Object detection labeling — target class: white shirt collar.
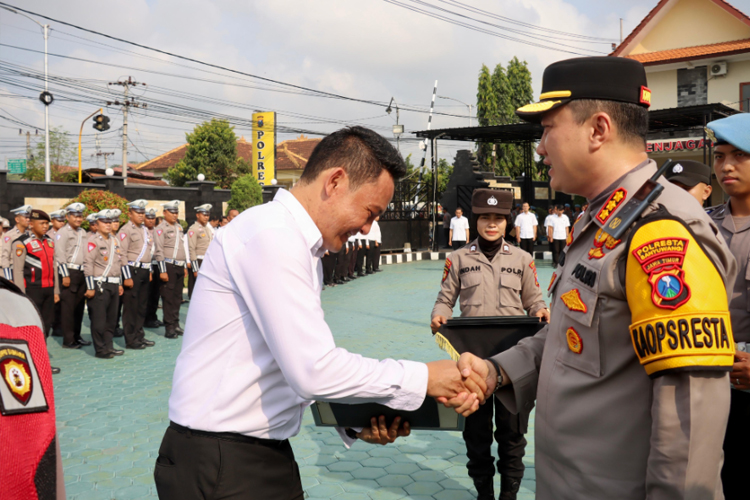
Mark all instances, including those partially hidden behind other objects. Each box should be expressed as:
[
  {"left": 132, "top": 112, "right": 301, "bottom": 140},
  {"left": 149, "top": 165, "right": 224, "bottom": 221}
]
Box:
[{"left": 274, "top": 189, "right": 325, "bottom": 258}]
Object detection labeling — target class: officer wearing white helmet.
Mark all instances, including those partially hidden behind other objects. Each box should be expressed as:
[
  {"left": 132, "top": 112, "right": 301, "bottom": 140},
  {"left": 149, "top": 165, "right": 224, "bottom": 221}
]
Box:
[
  {"left": 2, "top": 204, "right": 32, "bottom": 280},
  {"left": 56, "top": 203, "right": 91, "bottom": 349},
  {"left": 144, "top": 208, "right": 163, "bottom": 329},
  {"left": 154, "top": 200, "right": 186, "bottom": 338},
  {"left": 187, "top": 204, "right": 213, "bottom": 299}
]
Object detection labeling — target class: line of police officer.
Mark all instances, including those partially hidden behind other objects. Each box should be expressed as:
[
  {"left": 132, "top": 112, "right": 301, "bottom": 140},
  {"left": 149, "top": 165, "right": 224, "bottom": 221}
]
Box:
[{"left": 1, "top": 199, "right": 215, "bottom": 361}]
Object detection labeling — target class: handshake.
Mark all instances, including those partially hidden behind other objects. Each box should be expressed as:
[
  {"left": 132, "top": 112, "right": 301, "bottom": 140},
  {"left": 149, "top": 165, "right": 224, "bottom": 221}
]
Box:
[{"left": 426, "top": 353, "right": 500, "bottom": 416}]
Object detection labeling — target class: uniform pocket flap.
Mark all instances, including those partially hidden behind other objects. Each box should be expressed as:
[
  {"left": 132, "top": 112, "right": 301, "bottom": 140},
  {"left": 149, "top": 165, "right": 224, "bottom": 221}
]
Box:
[
  {"left": 500, "top": 272, "right": 522, "bottom": 291},
  {"left": 460, "top": 272, "right": 482, "bottom": 289}
]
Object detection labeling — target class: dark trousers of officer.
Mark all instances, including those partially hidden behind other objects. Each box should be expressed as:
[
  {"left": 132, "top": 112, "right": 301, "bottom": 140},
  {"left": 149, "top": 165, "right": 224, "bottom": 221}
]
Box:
[
  {"left": 519, "top": 238, "right": 535, "bottom": 256},
  {"left": 334, "top": 247, "right": 349, "bottom": 281},
  {"left": 145, "top": 264, "right": 161, "bottom": 324},
  {"left": 89, "top": 282, "right": 119, "bottom": 355},
  {"left": 356, "top": 240, "right": 368, "bottom": 275},
  {"left": 372, "top": 244, "right": 381, "bottom": 271},
  {"left": 551, "top": 239, "right": 565, "bottom": 266},
  {"left": 122, "top": 267, "right": 150, "bottom": 347},
  {"left": 321, "top": 253, "right": 336, "bottom": 285},
  {"left": 60, "top": 270, "right": 86, "bottom": 347},
  {"left": 187, "top": 259, "right": 201, "bottom": 299},
  {"left": 348, "top": 245, "right": 358, "bottom": 277},
  {"left": 722, "top": 389, "right": 750, "bottom": 499},
  {"left": 366, "top": 242, "right": 376, "bottom": 273},
  {"left": 154, "top": 423, "right": 304, "bottom": 500},
  {"left": 26, "top": 286, "right": 55, "bottom": 338},
  {"left": 52, "top": 300, "right": 62, "bottom": 335},
  {"left": 463, "top": 396, "right": 526, "bottom": 482},
  {"left": 160, "top": 263, "right": 185, "bottom": 332},
  {"left": 452, "top": 240, "right": 466, "bottom": 251}
]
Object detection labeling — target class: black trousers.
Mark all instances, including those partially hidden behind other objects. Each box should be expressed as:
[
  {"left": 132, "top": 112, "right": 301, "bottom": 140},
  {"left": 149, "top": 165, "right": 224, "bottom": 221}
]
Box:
[
  {"left": 89, "top": 282, "right": 119, "bottom": 355},
  {"left": 366, "top": 242, "right": 377, "bottom": 273},
  {"left": 722, "top": 389, "right": 750, "bottom": 499},
  {"left": 26, "top": 286, "right": 55, "bottom": 338},
  {"left": 321, "top": 253, "right": 336, "bottom": 285},
  {"left": 348, "top": 245, "right": 358, "bottom": 277},
  {"left": 372, "top": 244, "right": 381, "bottom": 271},
  {"left": 356, "top": 240, "right": 368, "bottom": 275},
  {"left": 145, "top": 265, "right": 161, "bottom": 324},
  {"left": 59, "top": 270, "right": 86, "bottom": 346},
  {"left": 452, "top": 240, "right": 466, "bottom": 251},
  {"left": 187, "top": 259, "right": 202, "bottom": 299},
  {"left": 334, "top": 246, "right": 349, "bottom": 281},
  {"left": 52, "top": 300, "right": 62, "bottom": 335},
  {"left": 122, "top": 267, "right": 150, "bottom": 346},
  {"left": 520, "top": 238, "right": 535, "bottom": 256},
  {"left": 155, "top": 424, "right": 303, "bottom": 500},
  {"left": 160, "top": 263, "right": 185, "bottom": 331},
  {"left": 463, "top": 396, "right": 526, "bottom": 481},
  {"left": 551, "top": 239, "right": 566, "bottom": 266}
]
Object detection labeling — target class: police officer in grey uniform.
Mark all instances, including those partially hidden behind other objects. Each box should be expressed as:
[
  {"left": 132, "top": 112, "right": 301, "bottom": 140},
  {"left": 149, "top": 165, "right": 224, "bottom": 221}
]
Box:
[
  {"left": 457, "top": 57, "right": 738, "bottom": 500},
  {"left": 154, "top": 200, "right": 186, "bottom": 339},
  {"left": 187, "top": 204, "right": 213, "bottom": 299},
  {"left": 705, "top": 113, "right": 750, "bottom": 500},
  {"left": 84, "top": 210, "right": 124, "bottom": 359},
  {"left": 56, "top": 203, "right": 91, "bottom": 349},
  {"left": 118, "top": 200, "right": 155, "bottom": 350},
  {"left": 2, "top": 204, "right": 32, "bottom": 280},
  {"left": 431, "top": 189, "right": 548, "bottom": 500},
  {"left": 47, "top": 209, "right": 66, "bottom": 337},
  {"left": 143, "top": 208, "right": 163, "bottom": 328}
]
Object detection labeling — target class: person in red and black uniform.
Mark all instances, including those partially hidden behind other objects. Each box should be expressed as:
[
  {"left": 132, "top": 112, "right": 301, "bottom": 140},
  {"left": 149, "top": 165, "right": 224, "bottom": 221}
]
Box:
[{"left": 11, "top": 209, "right": 61, "bottom": 374}]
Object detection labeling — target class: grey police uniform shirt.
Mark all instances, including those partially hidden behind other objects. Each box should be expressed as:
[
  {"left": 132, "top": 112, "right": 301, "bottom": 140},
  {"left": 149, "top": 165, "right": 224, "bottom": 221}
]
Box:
[
  {"left": 1, "top": 227, "right": 24, "bottom": 277},
  {"left": 432, "top": 238, "right": 546, "bottom": 319},
  {"left": 187, "top": 221, "right": 212, "bottom": 272},
  {"left": 117, "top": 221, "right": 153, "bottom": 281},
  {"left": 84, "top": 234, "right": 122, "bottom": 289},
  {"left": 153, "top": 221, "right": 186, "bottom": 273},
  {"left": 709, "top": 202, "right": 750, "bottom": 343},
  {"left": 491, "top": 160, "right": 737, "bottom": 500},
  {"left": 55, "top": 224, "right": 86, "bottom": 276}
]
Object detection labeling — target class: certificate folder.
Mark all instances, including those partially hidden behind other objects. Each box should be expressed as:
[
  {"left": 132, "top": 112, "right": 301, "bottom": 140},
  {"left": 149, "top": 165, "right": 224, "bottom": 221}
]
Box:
[
  {"left": 311, "top": 399, "right": 463, "bottom": 431},
  {"left": 434, "top": 316, "right": 547, "bottom": 361}
]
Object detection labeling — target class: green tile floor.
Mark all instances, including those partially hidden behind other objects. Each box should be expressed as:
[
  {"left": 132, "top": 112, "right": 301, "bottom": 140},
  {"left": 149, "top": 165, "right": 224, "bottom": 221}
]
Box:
[{"left": 50, "top": 259, "right": 554, "bottom": 499}]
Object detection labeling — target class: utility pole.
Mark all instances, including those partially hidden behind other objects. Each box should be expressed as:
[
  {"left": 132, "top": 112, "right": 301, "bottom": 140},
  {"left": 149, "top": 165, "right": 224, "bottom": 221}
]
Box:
[
  {"left": 620, "top": 18, "right": 624, "bottom": 43},
  {"left": 19, "top": 129, "right": 38, "bottom": 163},
  {"left": 108, "top": 77, "right": 147, "bottom": 183},
  {"left": 96, "top": 151, "right": 115, "bottom": 171}
]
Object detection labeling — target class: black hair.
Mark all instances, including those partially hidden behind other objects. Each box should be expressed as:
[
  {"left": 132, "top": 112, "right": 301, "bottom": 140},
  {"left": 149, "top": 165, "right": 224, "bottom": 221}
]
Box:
[
  {"left": 299, "top": 126, "right": 406, "bottom": 189},
  {"left": 568, "top": 99, "right": 648, "bottom": 146}
]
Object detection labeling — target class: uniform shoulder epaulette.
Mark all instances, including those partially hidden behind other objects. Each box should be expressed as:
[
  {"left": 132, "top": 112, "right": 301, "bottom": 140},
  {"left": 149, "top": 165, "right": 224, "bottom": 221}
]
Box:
[{"left": 705, "top": 204, "right": 726, "bottom": 217}]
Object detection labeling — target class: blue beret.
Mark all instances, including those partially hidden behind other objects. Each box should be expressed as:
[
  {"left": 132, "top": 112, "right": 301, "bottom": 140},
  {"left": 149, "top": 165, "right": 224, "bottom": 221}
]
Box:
[{"left": 707, "top": 113, "right": 750, "bottom": 153}]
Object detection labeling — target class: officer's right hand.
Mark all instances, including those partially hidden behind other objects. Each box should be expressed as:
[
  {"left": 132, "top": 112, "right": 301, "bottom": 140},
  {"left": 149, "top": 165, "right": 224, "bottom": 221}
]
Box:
[
  {"left": 430, "top": 315, "right": 448, "bottom": 333},
  {"left": 193, "top": 272, "right": 198, "bottom": 278},
  {"left": 123, "top": 278, "right": 134, "bottom": 289},
  {"left": 160, "top": 272, "right": 168, "bottom": 282},
  {"left": 62, "top": 276, "right": 71, "bottom": 288},
  {"left": 84, "top": 289, "right": 95, "bottom": 299}
]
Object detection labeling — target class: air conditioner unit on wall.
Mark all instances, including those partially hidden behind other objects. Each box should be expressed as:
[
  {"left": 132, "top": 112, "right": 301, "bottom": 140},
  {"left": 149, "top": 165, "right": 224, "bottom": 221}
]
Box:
[{"left": 710, "top": 61, "right": 728, "bottom": 77}]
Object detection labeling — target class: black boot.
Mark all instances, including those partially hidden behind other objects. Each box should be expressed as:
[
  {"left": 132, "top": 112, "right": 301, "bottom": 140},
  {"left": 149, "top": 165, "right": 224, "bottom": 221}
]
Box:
[
  {"left": 499, "top": 476, "right": 521, "bottom": 500},
  {"left": 473, "top": 476, "right": 494, "bottom": 500}
]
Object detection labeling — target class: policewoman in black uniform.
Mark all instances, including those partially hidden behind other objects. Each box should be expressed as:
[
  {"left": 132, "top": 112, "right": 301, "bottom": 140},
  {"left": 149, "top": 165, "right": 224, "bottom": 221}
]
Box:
[{"left": 431, "top": 189, "right": 549, "bottom": 500}]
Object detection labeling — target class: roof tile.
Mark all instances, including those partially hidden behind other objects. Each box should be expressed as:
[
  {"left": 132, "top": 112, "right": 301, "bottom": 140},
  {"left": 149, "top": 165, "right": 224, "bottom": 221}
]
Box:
[{"left": 625, "top": 37, "right": 750, "bottom": 64}]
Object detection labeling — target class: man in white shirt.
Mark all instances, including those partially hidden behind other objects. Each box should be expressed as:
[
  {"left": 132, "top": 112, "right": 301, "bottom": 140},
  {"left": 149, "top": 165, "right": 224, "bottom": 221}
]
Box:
[
  {"left": 514, "top": 202, "right": 537, "bottom": 256},
  {"left": 367, "top": 216, "right": 382, "bottom": 273},
  {"left": 546, "top": 205, "right": 570, "bottom": 266},
  {"left": 156, "top": 127, "right": 487, "bottom": 499},
  {"left": 449, "top": 207, "right": 470, "bottom": 250},
  {"left": 543, "top": 205, "right": 555, "bottom": 255}
]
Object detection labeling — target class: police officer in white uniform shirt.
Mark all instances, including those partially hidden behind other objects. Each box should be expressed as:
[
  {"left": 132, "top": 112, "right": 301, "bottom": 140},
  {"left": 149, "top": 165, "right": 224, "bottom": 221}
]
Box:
[
  {"left": 513, "top": 202, "right": 537, "bottom": 255},
  {"left": 449, "top": 206, "right": 470, "bottom": 250},
  {"left": 155, "top": 127, "right": 488, "bottom": 499}
]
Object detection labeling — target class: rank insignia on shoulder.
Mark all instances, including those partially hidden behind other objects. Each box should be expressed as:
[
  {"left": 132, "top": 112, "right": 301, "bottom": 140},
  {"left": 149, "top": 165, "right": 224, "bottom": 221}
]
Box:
[
  {"left": 595, "top": 188, "right": 627, "bottom": 225},
  {"left": 529, "top": 261, "right": 539, "bottom": 287},
  {"left": 566, "top": 327, "right": 583, "bottom": 354},
  {"left": 503, "top": 244, "right": 509, "bottom": 253},
  {"left": 88, "top": 242, "right": 96, "bottom": 253},
  {"left": 56, "top": 234, "right": 60, "bottom": 240},
  {"left": 588, "top": 247, "right": 605, "bottom": 260},
  {"left": 626, "top": 217, "right": 735, "bottom": 377},
  {"left": 561, "top": 289, "right": 587, "bottom": 313},
  {"left": 442, "top": 258, "right": 452, "bottom": 283},
  {"left": 0, "top": 339, "right": 48, "bottom": 415},
  {"left": 470, "top": 245, "right": 476, "bottom": 252}
]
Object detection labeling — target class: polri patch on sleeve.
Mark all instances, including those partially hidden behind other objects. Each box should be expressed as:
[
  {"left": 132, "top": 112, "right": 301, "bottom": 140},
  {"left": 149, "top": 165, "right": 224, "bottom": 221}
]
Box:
[
  {"left": 442, "top": 258, "right": 452, "bottom": 283},
  {"left": 0, "top": 339, "right": 48, "bottom": 415},
  {"left": 15, "top": 244, "right": 23, "bottom": 257}
]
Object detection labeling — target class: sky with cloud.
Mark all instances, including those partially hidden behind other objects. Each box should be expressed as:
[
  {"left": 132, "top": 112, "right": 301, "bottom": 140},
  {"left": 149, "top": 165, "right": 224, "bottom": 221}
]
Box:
[{"left": 1, "top": 0, "right": 749, "bottom": 170}]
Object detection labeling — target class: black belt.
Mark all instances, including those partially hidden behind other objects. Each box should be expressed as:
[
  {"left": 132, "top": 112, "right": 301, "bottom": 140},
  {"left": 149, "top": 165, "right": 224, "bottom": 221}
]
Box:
[{"left": 169, "top": 421, "right": 287, "bottom": 448}]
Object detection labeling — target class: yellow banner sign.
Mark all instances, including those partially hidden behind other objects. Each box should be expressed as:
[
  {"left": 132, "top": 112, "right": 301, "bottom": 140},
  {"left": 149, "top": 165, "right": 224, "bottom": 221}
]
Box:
[{"left": 252, "top": 111, "right": 276, "bottom": 186}]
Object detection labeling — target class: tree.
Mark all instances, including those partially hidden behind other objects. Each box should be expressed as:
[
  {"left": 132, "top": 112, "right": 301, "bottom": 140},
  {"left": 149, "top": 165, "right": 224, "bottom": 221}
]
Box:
[
  {"left": 63, "top": 189, "right": 129, "bottom": 230},
  {"left": 164, "top": 119, "right": 251, "bottom": 188},
  {"left": 227, "top": 173, "right": 263, "bottom": 213},
  {"left": 403, "top": 154, "right": 453, "bottom": 206},
  {"left": 22, "top": 127, "right": 77, "bottom": 182}
]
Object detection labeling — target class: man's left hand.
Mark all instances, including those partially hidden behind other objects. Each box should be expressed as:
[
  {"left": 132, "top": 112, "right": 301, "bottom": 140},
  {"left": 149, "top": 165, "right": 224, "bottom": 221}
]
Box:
[
  {"left": 357, "top": 416, "right": 410, "bottom": 445},
  {"left": 731, "top": 349, "right": 750, "bottom": 390}
]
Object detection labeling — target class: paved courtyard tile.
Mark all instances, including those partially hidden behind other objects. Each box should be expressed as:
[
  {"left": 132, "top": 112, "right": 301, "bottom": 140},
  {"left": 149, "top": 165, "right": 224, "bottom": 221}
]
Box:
[{"left": 52, "top": 259, "right": 553, "bottom": 498}]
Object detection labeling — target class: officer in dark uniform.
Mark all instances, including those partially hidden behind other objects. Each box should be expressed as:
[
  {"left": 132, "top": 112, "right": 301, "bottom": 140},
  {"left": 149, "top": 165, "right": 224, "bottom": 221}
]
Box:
[{"left": 11, "top": 209, "right": 61, "bottom": 374}]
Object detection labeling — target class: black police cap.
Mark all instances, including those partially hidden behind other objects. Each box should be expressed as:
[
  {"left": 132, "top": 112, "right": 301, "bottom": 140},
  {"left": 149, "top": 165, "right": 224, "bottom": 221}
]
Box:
[
  {"left": 516, "top": 57, "right": 651, "bottom": 122},
  {"left": 30, "top": 209, "right": 51, "bottom": 222},
  {"left": 472, "top": 189, "right": 513, "bottom": 215},
  {"left": 664, "top": 160, "right": 711, "bottom": 188}
]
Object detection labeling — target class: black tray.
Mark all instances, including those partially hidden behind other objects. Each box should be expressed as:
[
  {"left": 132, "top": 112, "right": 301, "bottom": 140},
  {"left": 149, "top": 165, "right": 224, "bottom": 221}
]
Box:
[{"left": 435, "top": 315, "right": 546, "bottom": 360}]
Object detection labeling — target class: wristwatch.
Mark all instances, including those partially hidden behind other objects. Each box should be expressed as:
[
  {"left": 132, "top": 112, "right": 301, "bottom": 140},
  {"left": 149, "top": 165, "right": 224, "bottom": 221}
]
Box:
[{"left": 486, "top": 358, "right": 504, "bottom": 393}]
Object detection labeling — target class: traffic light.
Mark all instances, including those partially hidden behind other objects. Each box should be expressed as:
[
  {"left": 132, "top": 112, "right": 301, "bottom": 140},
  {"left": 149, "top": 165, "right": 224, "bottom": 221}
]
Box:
[{"left": 93, "top": 114, "right": 110, "bottom": 132}]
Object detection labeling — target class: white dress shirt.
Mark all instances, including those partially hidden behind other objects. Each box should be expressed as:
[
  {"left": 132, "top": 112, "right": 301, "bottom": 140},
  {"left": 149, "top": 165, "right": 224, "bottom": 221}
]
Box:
[
  {"left": 549, "top": 214, "right": 570, "bottom": 241},
  {"left": 514, "top": 212, "right": 538, "bottom": 239},
  {"left": 449, "top": 216, "right": 470, "bottom": 241},
  {"left": 368, "top": 220, "right": 381, "bottom": 243},
  {"left": 168, "top": 189, "right": 428, "bottom": 440}
]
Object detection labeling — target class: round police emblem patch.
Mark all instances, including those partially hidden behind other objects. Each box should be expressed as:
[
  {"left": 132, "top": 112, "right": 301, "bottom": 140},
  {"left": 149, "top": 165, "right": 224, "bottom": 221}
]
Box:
[
  {"left": 656, "top": 275, "right": 682, "bottom": 299},
  {"left": 672, "top": 164, "right": 683, "bottom": 174},
  {"left": 487, "top": 196, "right": 498, "bottom": 206}
]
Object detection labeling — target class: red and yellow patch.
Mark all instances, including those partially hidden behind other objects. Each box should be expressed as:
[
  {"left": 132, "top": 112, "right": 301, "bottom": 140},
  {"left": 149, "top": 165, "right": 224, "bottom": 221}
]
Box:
[
  {"left": 588, "top": 228, "right": 622, "bottom": 260},
  {"left": 566, "top": 327, "right": 583, "bottom": 354},
  {"left": 0, "top": 352, "right": 32, "bottom": 405},
  {"left": 595, "top": 188, "right": 627, "bottom": 225},
  {"left": 529, "top": 261, "right": 539, "bottom": 287},
  {"left": 442, "top": 258, "right": 452, "bottom": 283},
  {"left": 632, "top": 237, "right": 691, "bottom": 309},
  {"left": 88, "top": 242, "right": 96, "bottom": 253},
  {"left": 548, "top": 272, "right": 557, "bottom": 292},
  {"left": 560, "top": 289, "right": 587, "bottom": 313},
  {"left": 566, "top": 226, "right": 574, "bottom": 246},
  {"left": 640, "top": 85, "right": 652, "bottom": 107},
  {"left": 588, "top": 247, "right": 605, "bottom": 260},
  {"left": 15, "top": 243, "right": 23, "bottom": 257}
]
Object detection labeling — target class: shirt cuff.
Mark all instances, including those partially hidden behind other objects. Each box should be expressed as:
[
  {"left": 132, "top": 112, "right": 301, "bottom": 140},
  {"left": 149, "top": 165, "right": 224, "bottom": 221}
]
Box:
[
  {"left": 58, "top": 264, "right": 69, "bottom": 278},
  {"left": 157, "top": 261, "right": 167, "bottom": 274},
  {"left": 3, "top": 268, "right": 12, "bottom": 280},
  {"left": 85, "top": 276, "right": 95, "bottom": 290},
  {"left": 383, "top": 360, "right": 428, "bottom": 412},
  {"left": 335, "top": 426, "right": 363, "bottom": 449},
  {"left": 122, "top": 265, "right": 132, "bottom": 280}
]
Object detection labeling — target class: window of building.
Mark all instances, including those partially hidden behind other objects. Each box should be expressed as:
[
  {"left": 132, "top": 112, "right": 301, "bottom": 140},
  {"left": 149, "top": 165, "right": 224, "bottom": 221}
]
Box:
[
  {"left": 741, "top": 82, "right": 750, "bottom": 111},
  {"left": 677, "top": 66, "right": 708, "bottom": 107}
]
